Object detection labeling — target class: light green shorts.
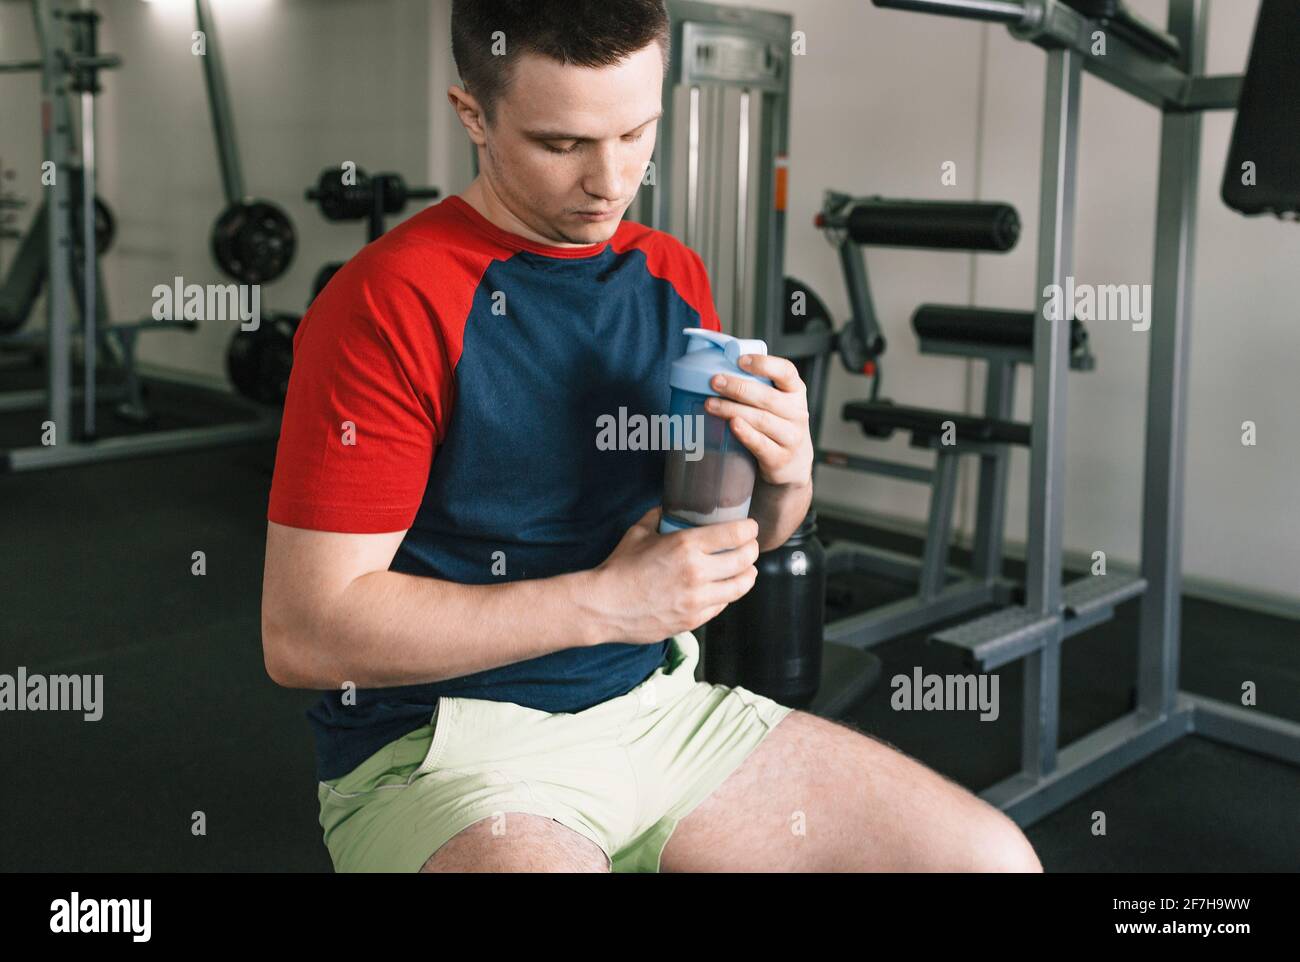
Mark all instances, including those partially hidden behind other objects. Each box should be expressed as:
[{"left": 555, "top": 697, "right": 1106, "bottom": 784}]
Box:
[{"left": 316, "top": 630, "right": 794, "bottom": 872}]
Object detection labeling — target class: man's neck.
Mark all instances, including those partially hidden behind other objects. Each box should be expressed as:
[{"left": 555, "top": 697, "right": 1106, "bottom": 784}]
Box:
[{"left": 459, "top": 178, "right": 593, "bottom": 249}]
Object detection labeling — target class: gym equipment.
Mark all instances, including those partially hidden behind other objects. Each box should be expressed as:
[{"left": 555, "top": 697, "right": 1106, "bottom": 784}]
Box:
[
  {"left": 818, "top": 196, "right": 1021, "bottom": 252},
  {"left": 782, "top": 277, "right": 834, "bottom": 336},
  {"left": 196, "top": 0, "right": 296, "bottom": 285},
  {"left": 0, "top": 166, "right": 22, "bottom": 245},
  {"left": 805, "top": 190, "right": 1097, "bottom": 663},
  {"left": 0, "top": 172, "right": 116, "bottom": 336},
  {"left": 867, "top": 0, "right": 1300, "bottom": 826},
  {"left": 1221, "top": 0, "right": 1300, "bottom": 219},
  {"left": 192, "top": 0, "right": 306, "bottom": 415},
  {"left": 303, "top": 165, "right": 441, "bottom": 307},
  {"left": 306, "top": 168, "right": 440, "bottom": 224},
  {"left": 210, "top": 199, "right": 295, "bottom": 285},
  {"left": 89, "top": 196, "right": 114, "bottom": 254},
  {"left": 225, "top": 312, "right": 299, "bottom": 406},
  {"left": 783, "top": 276, "right": 835, "bottom": 401},
  {"left": 0, "top": 0, "right": 280, "bottom": 472},
  {"left": 630, "top": 1, "right": 790, "bottom": 345},
  {"left": 1060, "top": 0, "right": 1182, "bottom": 63},
  {"left": 706, "top": 509, "right": 844, "bottom": 709}
]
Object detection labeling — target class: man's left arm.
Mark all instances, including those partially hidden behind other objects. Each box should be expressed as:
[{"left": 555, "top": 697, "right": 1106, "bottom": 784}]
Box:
[{"left": 703, "top": 354, "right": 815, "bottom": 553}]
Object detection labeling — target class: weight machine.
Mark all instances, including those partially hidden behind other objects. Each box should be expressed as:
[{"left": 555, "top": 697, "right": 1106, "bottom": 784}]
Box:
[
  {"left": 857, "top": 0, "right": 1300, "bottom": 825},
  {"left": 802, "top": 194, "right": 1098, "bottom": 662}
]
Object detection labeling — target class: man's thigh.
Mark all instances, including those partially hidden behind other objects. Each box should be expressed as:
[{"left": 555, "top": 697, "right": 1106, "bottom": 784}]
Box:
[
  {"left": 420, "top": 813, "right": 611, "bottom": 873},
  {"left": 660, "top": 710, "right": 1042, "bottom": 872}
]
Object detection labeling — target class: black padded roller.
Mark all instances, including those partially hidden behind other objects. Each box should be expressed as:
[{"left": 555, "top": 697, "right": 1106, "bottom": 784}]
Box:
[
  {"left": 912, "top": 304, "right": 1087, "bottom": 353},
  {"left": 842, "top": 400, "right": 1031, "bottom": 447},
  {"left": 845, "top": 198, "right": 1020, "bottom": 252}
]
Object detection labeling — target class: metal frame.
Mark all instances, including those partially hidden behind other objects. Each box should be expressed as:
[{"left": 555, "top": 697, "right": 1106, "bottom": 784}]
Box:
[
  {"left": 872, "top": 0, "right": 1300, "bottom": 827},
  {"left": 635, "top": 0, "right": 793, "bottom": 347},
  {"left": 817, "top": 437, "right": 1019, "bottom": 651},
  {"left": 805, "top": 191, "right": 1035, "bottom": 658},
  {"left": 195, "top": 0, "right": 245, "bottom": 209}
]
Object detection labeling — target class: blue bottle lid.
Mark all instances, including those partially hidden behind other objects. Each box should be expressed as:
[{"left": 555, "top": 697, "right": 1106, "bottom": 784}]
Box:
[{"left": 669, "top": 328, "right": 774, "bottom": 397}]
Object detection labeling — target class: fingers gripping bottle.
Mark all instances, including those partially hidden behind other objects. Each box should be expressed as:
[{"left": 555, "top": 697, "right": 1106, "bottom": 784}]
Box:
[{"left": 659, "top": 328, "right": 773, "bottom": 536}]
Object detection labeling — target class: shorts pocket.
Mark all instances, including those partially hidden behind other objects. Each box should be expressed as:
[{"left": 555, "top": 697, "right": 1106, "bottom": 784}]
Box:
[
  {"left": 319, "top": 697, "right": 458, "bottom": 802},
  {"left": 412, "top": 696, "right": 460, "bottom": 777}
]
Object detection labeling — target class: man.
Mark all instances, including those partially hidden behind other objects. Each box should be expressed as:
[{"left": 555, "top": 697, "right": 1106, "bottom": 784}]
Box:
[{"left": 262, "top": 0, "right": 1042, "bottom": 873}]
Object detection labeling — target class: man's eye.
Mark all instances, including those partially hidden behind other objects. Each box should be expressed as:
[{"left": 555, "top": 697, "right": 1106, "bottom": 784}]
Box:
[{"left": 545, "top": 142, "right": 579, "bottom": 155}]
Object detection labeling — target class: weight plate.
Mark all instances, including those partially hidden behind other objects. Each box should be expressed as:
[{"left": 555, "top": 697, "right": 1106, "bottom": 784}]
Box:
[{"left": 211, "top": 199, "right": 296, "bottom": 285}]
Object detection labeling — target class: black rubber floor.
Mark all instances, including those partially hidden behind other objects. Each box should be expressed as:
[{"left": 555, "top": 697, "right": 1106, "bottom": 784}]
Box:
[
  {"left": 1, "top": 405, "right": 1296, "bottom": 871},
  {"left": 820, "top": 522, "right": 1300, "bottom": 873}
]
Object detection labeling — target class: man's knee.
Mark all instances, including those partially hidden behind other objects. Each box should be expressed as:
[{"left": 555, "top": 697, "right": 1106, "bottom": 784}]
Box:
[
  {"left": 826, "top": 715, "right": 1042, "bottom": 872},
  {"left": 968, "top": 808, "right": 1043, "bottom": 873},
  {"left": 420, "top": 812, "right": 610, "bottom": 873}
]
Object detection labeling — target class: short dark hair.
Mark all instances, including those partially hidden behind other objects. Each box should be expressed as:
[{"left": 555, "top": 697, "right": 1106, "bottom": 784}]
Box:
[{"left": 451, "top": 0, "right": 671, "bottom": 124}]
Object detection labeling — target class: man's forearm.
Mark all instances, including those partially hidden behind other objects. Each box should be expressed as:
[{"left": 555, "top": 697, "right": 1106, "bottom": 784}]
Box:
[
  {"left": 749, "top": 478, "right": 814, "bottom": 552},
  {"left": 289, "top": 568, "right": 606, "bottom": 689}
]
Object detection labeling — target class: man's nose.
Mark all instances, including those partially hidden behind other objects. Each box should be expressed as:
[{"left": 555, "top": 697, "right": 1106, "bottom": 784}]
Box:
[{"left": 582, "top": 142, "right": 629, "bottom": 201}]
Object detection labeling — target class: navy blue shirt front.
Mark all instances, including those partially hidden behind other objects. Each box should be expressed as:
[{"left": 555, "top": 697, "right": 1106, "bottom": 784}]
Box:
[{"left": 268, "top": 196, "right": 724, "bottom": 783}]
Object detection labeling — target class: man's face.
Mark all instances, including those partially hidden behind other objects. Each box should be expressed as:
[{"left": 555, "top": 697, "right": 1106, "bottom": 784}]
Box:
[{"left": 475, "top": 43, "right": 664, "bottom": 246}]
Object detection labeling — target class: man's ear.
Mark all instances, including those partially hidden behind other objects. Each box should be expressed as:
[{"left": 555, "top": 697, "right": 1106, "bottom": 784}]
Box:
[{"left": 448, "top": 86, "right": 487, "bottom": 147}]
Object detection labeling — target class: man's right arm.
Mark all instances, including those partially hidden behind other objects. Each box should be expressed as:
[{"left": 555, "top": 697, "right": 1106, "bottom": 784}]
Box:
[
  {"left": 260, "top": 511, "right": 761, "bottom": 691},
  {"left": 260, "top": 521, "right": 606, "bottom": 690}
]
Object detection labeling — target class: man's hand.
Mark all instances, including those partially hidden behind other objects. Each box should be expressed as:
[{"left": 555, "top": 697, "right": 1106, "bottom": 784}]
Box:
[
  {"left": 583, "top": 507, "right": 761, "bottom": 646},
  {"left": 704, "top": 354, "right": 814, "bottom": 490},
  {"left": 704, "top": 353, "right": 815, "bottom": 550}
]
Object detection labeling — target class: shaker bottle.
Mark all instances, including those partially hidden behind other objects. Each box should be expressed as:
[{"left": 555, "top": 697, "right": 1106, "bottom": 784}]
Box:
[{"left": 659, "top": 328, "right": 773, "bottom": 535}]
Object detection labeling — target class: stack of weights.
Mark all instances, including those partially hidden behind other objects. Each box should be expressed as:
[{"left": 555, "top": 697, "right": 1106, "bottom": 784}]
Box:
[{"left": 704, "top": 508, "right": 825, "bottom": 708}]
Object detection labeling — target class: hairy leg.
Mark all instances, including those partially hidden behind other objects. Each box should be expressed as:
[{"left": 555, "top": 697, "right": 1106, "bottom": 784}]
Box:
[{"left": 661, "top": 710, "right": 1042, "bottom": 872}]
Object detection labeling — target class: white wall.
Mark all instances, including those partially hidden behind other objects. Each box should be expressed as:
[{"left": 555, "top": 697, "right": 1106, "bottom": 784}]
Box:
[{"left": 3, "top": 0, "right": 1295, "bottom": 606}]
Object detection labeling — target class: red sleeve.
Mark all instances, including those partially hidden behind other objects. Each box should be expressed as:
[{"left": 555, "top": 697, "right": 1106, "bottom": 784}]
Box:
[
  {"left": 610, "top": 222, "right": 723, "bottom": 333},
  {"left": 267, "top": 254, "right": 454, "bottom": 534}
]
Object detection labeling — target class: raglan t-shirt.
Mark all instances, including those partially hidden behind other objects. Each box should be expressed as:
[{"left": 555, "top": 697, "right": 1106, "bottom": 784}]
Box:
[{"left": 267, "top": 195, "right": 722, "bottom": 783}]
